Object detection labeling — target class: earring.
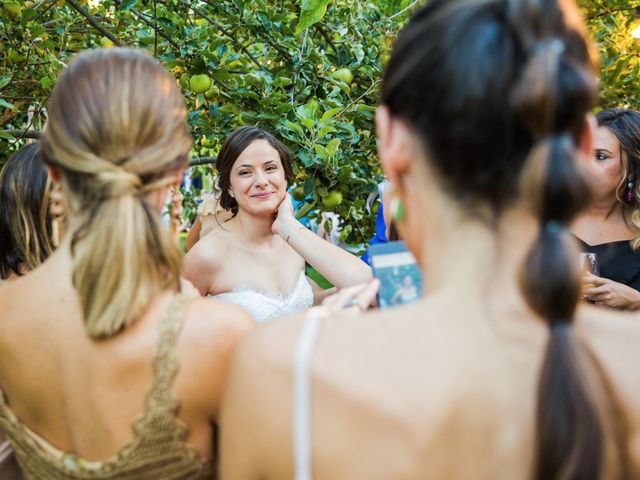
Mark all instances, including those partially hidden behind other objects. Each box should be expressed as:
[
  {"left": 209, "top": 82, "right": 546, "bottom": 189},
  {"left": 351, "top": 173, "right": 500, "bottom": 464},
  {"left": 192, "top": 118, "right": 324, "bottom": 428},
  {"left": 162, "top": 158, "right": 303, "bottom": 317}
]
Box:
[
  {"left": 626, "top": 175, "right": 635, "bottom": 203},
  {"left": 389, "top": 195, "right": 405, "bottom": 222},
  {"left": 49, "top": 184, "right": 65, "bottom": 247},
  {"left": 229, "top": 190, "right": 235, "bottom": 199}
]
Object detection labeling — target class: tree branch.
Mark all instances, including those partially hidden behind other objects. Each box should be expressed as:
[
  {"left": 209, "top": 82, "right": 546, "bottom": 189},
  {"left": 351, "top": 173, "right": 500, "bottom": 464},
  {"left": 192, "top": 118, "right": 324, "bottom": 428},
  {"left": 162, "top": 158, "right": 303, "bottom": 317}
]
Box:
[
  {"left": 183, "top": 1, "right": 269, "bottom": 74},
  {"left": 315, "top": 24, "right": 338, "bottom": 56},
  {"left": 1, "top": 129, "right": 41, "bottom": 140},
  {"left": 64, "top": 0, "right": 123, "bottom": 46},
  {"left": 189, "top": 156, "right": 216, "bottom": 167},
  {"left": 588, "top": 6, "right": 637, "bottom": 20},
  {"left": 112, "top": 0, "right": 181, "bottom": 51}
]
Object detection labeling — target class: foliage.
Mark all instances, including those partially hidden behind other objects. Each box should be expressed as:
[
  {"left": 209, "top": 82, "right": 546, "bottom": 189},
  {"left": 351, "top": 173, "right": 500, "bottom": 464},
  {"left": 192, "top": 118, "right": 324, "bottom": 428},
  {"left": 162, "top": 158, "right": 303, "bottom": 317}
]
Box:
[
  {"left": 580, "top": 0, "right": 640, "bottom": 108},
  {"left": 3, "top": 1, "right": 640, "bottom": 245},
  {"left": 0, "top": 0, "right": 419, "bottom": 247}
]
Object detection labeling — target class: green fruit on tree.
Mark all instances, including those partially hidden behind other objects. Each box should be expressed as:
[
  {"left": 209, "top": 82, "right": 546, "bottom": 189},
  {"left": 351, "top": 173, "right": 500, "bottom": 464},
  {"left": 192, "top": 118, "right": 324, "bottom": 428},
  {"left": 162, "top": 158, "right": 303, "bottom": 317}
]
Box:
[
  {"left": 204, "top": 85, "right": 220, "bottom": 100},
  {"left": 332, "top": 68, "right": 353, "bottom": 84},
  {"left": 194, "top": 18, "right": 208, "bottom": 26},
  {"left": 2, "top": 1, "right": 21, "bottom": 18},
  {"left": 292, "top": 187, "right": 306, "bottom": 201},
  {"left": 100, "top": 37, "right": 114, "bottom": 48},
  {"left": 8, "top": 49, "right": 25, "bottom": 64},
  {"left": 190, "top": 74, "right": 212, "bottom": 93},
  {"left": 200, "top": 137, "right": 215, "bottom": 148},
  {"left": 322, "top": 190, "right": 343, "bottom": 210}
]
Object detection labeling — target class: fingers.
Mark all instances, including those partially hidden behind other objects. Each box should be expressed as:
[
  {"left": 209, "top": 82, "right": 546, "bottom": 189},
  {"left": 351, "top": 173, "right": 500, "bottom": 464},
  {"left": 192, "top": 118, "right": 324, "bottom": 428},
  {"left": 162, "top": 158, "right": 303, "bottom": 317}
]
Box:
[
  {"left": 321, "top": 280, "right": 380, "bottom": 315},
  {"left": 582, "top": 284, "right": 608, "bottom": 297},
  {"left": 582, "top": 272, "right": 599, "bottom": 284}
]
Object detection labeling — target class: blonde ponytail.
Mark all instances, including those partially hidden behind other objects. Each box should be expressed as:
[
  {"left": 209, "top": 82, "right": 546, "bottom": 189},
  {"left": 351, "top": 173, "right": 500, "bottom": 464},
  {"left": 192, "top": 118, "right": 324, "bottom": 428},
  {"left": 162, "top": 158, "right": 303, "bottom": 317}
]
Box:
[{"left": 41, "top": 48, "right": 191, "bottom": 339}]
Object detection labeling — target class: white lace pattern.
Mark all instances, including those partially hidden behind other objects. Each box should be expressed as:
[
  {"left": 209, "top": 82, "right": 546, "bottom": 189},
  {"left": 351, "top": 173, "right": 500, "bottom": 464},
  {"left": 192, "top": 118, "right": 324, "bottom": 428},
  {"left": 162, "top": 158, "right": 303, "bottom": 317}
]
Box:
[{"left": 209, "top": 271, "right": 314, "bottom": 323}]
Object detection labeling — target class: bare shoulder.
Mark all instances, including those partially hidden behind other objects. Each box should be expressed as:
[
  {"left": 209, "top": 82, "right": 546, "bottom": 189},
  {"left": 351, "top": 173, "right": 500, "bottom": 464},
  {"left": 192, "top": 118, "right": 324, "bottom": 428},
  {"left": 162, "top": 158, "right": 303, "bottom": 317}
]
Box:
[
  {"left": 184, "top": 296, "right": 254, "bottom": 336},
  {"left": 220, "top": 313, "right": 308, "bottom": 478},
  {"left": 577, "top": 306, "right": 640, "bottom": 469},
  {"left": 577, "top": 305, "right": 640, "bottom": 360},
  {"left": 182, "top": 229, "right": 231, "bottom": 294},
  {"left": 183, "top": 227, "right": 228, "bottom": 267},
  {"left": 175, "top": 297, "right": 255, "bottom": 418}
]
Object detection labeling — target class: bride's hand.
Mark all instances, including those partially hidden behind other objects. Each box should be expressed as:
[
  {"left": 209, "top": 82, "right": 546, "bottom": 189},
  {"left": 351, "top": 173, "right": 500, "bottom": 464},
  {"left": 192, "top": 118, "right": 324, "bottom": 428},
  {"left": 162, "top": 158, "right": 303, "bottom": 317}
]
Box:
[
  {"left": 272, "top": 192, "right": 296, "bottom": 236},
  {"left": 321, "top": 280, "right": 380, "bottom": 315}
]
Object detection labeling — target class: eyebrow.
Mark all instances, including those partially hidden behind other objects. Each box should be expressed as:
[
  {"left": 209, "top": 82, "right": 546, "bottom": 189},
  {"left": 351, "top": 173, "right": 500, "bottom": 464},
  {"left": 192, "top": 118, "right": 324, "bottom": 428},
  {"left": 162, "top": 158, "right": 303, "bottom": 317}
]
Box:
[
  {"left": 235, "top": 160, "right": 278, "bottom": 169},
  {"left": 595, "top": 148, "right": 613, "bottom": 155}
]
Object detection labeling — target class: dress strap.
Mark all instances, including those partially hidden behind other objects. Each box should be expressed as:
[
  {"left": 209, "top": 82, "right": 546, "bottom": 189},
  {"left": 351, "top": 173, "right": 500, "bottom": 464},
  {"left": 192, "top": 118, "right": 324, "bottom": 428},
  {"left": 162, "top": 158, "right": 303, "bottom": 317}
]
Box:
[
  {"left": 140, "top": 293, "right": 193, "bottom": 423},
  {"left": 293, "top": 306, "right": 327, "bottom": 480}
]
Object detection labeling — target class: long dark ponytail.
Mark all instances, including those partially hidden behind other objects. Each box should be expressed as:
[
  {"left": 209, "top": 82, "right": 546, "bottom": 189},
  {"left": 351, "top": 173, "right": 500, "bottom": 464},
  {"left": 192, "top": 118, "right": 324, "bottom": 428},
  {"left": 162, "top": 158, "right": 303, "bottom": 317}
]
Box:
[{"left": 382, "top": 0, "right": 628, "bottom": 477}]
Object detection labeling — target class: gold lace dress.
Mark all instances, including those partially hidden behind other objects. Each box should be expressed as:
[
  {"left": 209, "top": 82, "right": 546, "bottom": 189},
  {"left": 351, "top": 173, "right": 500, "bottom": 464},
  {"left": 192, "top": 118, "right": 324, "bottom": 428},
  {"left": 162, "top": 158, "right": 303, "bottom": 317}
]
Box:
[{"left": 0, "top": 295, "right": 214, "bottom": 479}]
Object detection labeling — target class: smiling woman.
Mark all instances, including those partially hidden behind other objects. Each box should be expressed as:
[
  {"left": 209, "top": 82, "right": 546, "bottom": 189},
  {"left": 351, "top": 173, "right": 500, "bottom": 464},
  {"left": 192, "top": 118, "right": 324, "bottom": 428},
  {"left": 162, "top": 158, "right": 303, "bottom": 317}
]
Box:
[
  {"left": 183, "top": 126, "right": 372, "bottom": 323},
  {"left": 571, "top": 107, "right": 640, "bottom": 309}
]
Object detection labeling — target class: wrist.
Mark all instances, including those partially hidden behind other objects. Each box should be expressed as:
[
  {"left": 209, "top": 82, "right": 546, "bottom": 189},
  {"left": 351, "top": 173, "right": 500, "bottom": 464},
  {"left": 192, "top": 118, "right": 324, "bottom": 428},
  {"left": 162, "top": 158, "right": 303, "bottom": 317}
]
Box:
[
  {"left": 279, "top": 218, "right": 306, "bottom": 244},
  {"left": 627, "top": 290, "right": 640, "bottom": 310}
]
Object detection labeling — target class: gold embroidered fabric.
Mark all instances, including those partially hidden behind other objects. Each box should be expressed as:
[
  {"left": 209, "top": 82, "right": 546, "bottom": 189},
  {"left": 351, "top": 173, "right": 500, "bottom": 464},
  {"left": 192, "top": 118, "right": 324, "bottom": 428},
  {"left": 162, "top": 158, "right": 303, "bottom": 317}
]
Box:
[{"left": 0, "top": 294, "right": 214, "bottom": 479}]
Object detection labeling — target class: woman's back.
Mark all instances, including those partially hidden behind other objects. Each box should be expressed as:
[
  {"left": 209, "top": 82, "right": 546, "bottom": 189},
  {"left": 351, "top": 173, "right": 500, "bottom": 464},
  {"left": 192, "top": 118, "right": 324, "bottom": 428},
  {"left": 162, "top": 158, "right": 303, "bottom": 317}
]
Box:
[
  {"left": 222, "top": 288, "right": 640, "bottom": 479},
  {"left": 0, "top": 246, "right": 251, "bottom": 478},
  {"left": 0, "top": 47, "right": 254, "bottom": 479}
]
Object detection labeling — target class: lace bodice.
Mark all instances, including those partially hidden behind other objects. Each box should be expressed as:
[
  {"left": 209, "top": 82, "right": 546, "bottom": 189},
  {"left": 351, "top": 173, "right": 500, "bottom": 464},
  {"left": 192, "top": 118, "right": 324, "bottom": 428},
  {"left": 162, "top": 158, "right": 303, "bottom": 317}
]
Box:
[
  {"left": 0, "top": 294, "right": 214, "bottom": 479},
  {"left": 209, "top": 271, "right": 314, "bottom": 323}
]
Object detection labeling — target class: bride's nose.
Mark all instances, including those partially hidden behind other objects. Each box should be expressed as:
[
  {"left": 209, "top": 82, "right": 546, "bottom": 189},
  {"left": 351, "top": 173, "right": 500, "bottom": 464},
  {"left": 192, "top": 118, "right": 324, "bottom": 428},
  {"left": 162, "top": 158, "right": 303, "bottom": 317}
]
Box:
[{"left": 254, "top": 170, "right": 269, "bottom": 187}]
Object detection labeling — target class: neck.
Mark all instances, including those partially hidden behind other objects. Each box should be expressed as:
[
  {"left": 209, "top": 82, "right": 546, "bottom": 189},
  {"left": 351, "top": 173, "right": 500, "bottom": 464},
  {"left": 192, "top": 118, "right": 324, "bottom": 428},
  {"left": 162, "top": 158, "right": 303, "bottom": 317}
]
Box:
[
  {"left": 232, "top": 208, "right": 275, "bottom": 244},
  {"left": 584, "top": 195, "right": 622, "bottom": 220},
  {"left": 416, "top": 205, "right": 539, "bottom": 304}
]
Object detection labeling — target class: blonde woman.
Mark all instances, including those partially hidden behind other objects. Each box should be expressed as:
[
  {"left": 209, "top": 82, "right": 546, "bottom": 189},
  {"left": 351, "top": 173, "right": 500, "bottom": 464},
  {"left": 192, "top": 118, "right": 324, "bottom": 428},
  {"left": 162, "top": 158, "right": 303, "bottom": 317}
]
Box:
[
  {"left": 0, "top": 143, "right": 54, "bottom": 281},
  {"left": 0, "top": 48, "right": 252, "bottom": 478},
  {"left": 221, "top": 0, "right": 640, "bottom": 478}
]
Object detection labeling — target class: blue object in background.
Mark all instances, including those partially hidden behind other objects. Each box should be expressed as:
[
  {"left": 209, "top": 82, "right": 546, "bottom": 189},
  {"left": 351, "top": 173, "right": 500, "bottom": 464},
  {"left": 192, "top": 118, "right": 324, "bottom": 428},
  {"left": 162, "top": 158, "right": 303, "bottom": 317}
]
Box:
[{"left": 361, "top": 202, "right": 387, "bottom": 265}]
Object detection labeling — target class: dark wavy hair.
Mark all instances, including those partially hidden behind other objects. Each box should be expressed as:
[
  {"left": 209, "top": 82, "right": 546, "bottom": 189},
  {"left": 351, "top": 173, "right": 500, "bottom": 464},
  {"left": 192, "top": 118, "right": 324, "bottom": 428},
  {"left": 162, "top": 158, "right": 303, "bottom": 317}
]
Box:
[
  {"left": 216, "top": 126, "right": 294, "bottom": 215},
  {"left": 596, "top": 107, "right": 640, "bottom": 250},
  {"left": 0, "top": 143, "right": 54, "bottom": 279},
  {"left": 382, "top": 0, "right": 628, "bottom": 478}
]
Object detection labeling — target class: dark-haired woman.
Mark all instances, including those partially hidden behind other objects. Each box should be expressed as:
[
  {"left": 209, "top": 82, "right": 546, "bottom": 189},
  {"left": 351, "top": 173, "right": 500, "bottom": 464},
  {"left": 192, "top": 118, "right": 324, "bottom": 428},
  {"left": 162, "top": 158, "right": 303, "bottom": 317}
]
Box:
[
  {"left": 572, "top": 108, "right": 640, "bottom": 309},
  {"left": 183, "top": 126, "right": 371, "bottom": 323},
  {"left": 0, "top": 143, "right": 55, "bottom": 281},
  {"left": 221, "top": 1, "right": 640, "bottom": 478}
]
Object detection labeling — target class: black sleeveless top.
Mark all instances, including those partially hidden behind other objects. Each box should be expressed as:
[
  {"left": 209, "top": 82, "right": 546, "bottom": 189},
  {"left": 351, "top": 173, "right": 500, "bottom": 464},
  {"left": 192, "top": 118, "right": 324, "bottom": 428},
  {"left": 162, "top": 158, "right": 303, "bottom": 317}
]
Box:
[{"left": 574, "top": 236, "right": 640, "bottom": 292}]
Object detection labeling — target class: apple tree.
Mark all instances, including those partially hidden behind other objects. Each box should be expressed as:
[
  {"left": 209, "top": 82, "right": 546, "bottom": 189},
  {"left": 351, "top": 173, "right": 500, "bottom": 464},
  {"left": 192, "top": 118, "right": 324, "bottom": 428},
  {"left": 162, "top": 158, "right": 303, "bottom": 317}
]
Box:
[{"left": 0, "top": 0, "right": 422, "bottom": 247}]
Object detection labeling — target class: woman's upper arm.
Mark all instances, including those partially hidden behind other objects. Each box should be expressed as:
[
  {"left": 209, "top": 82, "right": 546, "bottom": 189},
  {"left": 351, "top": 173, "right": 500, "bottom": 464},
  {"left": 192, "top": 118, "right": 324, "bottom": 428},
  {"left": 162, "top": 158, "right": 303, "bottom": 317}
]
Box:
[
  {"left": 177, "top": 300, "right": 255, "bottom": 420},
  {"left": 184, "top": 216, "right": 202, "bottom": 252},
  {"left": 183, "top": 240, "right": 218, "bottom": 296}
]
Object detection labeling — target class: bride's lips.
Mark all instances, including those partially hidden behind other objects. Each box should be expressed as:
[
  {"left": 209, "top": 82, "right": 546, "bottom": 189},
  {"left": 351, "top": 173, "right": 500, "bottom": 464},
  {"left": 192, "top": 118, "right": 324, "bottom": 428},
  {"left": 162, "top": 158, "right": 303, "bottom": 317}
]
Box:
[{"left": 251, "top": 192, "right": 274, "bottom": 199}]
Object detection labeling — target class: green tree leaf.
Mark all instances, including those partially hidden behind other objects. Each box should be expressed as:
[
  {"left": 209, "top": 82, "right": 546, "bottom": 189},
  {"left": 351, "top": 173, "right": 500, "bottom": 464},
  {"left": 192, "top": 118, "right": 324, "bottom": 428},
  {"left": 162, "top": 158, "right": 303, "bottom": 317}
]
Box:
[{"left": 295, "top": 0, "right": 330, "bottom": 34}]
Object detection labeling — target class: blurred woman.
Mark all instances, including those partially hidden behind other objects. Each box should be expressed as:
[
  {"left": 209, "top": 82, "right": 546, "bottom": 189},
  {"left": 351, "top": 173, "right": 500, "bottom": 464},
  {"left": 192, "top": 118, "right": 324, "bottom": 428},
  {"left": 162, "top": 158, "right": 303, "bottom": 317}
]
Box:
[
  {"left": 0, "top": 48, "right": 252, "bottom": 479},
  {"left": 0, "top": 143, "right": 54, "bottom": 280},
  {"left": 184, "top": 183, "right": 233, "bottom": 252},
  {"left": 221, "top": 1, "right": 640, "bottom": 478},
  {"left": 184, "top": 126, "right": 371, "bottom": 323},
  {"left": 572, "top": 108, "right": 640, "bottom": 309}
]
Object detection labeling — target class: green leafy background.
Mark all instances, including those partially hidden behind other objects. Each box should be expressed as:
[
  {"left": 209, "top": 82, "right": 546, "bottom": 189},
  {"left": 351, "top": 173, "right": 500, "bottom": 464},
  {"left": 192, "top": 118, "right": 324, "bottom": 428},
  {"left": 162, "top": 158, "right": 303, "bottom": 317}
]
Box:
[{"left": 0, "top": 0, "right": 638, "bottom": 246}]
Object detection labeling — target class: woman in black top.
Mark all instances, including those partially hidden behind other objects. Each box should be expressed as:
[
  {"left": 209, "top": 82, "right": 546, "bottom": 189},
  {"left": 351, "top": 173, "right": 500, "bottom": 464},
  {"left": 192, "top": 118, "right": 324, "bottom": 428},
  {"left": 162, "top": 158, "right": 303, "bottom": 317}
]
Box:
[{"left": 572, "top": 108, "right": 640, "bottom": 309}]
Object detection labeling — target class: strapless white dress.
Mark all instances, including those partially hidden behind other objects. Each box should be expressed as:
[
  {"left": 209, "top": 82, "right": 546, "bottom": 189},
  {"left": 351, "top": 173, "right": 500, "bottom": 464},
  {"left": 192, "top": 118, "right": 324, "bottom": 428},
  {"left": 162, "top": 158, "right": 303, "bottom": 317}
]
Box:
[{"left": 208, "top": 271, "right": 314, "bottom": 323}]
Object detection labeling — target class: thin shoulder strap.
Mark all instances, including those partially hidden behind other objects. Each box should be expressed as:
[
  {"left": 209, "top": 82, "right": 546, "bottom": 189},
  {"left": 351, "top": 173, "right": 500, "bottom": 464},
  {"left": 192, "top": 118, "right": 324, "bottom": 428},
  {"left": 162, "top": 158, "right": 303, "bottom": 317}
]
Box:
[
  {"left": 293, "top": 307, "right": 326, "bottom": 480},
  {"left": 141, "top": 293, "right": 193, "bottom": 421}
]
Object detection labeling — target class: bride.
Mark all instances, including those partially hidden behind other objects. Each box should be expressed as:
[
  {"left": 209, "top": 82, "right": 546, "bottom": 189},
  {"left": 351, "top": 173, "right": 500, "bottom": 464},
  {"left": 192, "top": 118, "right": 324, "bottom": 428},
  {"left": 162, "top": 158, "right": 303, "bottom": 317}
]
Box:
[{"left": 183, "top": 126, "right": 372, "bottom": 323}]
